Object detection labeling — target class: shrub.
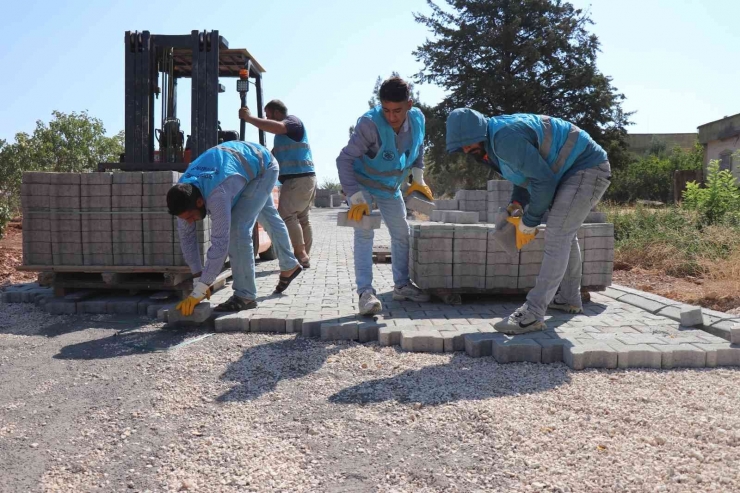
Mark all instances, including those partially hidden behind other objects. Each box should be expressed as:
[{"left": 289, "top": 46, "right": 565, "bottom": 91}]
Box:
[
  {"left": 682, "top": 160, "right": 740, "bottom": 225},
  {"left": 0, "top": 201, "right": 11, "bottom": 239}
]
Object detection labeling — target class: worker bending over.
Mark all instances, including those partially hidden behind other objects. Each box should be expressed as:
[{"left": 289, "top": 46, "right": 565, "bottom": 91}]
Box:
[
  {"left": 337, "top": 76, "right": 434, "bottom": 316},
  {"left": 446, "top": 109, "right": 611, "bottom": 334},
  {"left": 167, "top": 140, "right": 302, "bottom": 315},
  {"left": 240, "top": 100, "right": 315, "bottom": 268}
]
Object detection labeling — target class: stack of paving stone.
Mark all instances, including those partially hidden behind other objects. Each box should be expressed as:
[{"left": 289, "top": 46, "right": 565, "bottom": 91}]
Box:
[
  {"left": 487, "top": 180, "right": 513, "bottom": 221},
  {"left": 410, "top": 222, "right": 614, "bottom": 293},
  {"left": 455, "top": 190, "right": 488, "bottom": 222},
  {"left": 313, "top": 189, "right": 332, "bottom": 208},
  {"left": 21, "top": 171, "right": 211, "bottom": 268},
  {"left": 20, "top": 172, "right": 52, "bottom": 265}
]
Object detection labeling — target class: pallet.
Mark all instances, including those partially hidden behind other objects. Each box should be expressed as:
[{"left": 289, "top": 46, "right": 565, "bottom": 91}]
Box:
[{"left": 372, "top": 245, "right": 391, "bottom": 263}]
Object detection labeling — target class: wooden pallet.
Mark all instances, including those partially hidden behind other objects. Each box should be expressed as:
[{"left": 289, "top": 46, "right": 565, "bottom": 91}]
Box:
[{"left": 372, "top": 245, "right": 391, "bottom": 263}]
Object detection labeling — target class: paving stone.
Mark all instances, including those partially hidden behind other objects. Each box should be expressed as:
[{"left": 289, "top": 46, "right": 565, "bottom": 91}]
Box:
[
  {"left": 337, "top": 211, "right": 381, "bottom": 229},
  {"left": 405, "top": 193, "right": 436, "bottom": 216},
  {"left": 453, "top": 276, "right": 486, "bottom": 289},
  {"left": 692, "top": 343, "right": 740, "bottom": 367},
  {"left": 492, "top": 338, "right": 542, "bottom": 363},
  {"left": 45, "top": 299, "right": 78, "bottom": 315},
  {"left": 618, "top": 294, "right": 666, "bottom": 314},
  {"left": 564, "top": 342, "right": 618, "bottom": 370},
  {"left": 321, "top": 321, "right": 359, "bottom": 341},
  {"left": 486, "top": 276, "right": 518, "bottom": 290},
  {"left": 680, "top": 305, "right": 704, "bottom": 327},
  {"left": 584, "top": 249, "right": 614, "bottom": 262},
  {"left": 112, "top": 172, "right": 143, "bottom": 184},
  {"left": 605, "top": 340, "right": 662, "bottom": 369},
  {"left": 464, "top": 332, "right": 507, "bottom": 357},
  {"left": 215, "top": 312, "right": 251, "bottom": 332},
  {"left": 653, "top": 344, "right": 706, "bottom": 369},
  {"left": 583, "top": 262, "right": 613, "bottom": 275},
  {"left": 378, "top": 326, "right": 404, "bottom": 346},
  {"left": 440, "top": 210, "right": 479, "bottom": 224},
  {"left": 455, "top": 190, "right": 487, "bottom": 201},
  {"left": 251, "top": 315, "right": 287, "bottom": 333},
  {"left": 584, "top": 236, "right": 615, "bottom": 250},
  {"left": 80, "top": 172, "right": 113, "bottom": 185},
  {"left": 453, "top": 250, "right": 486, "bottom": 264},
  {"left": 434, "top": 199, "right": 458, "bottom": 210},
  {"left": 538, "top": 339, "right": 575, "bottom": 363},
  {"left": 412, "top": 263, "right": 453, "bottom": 277},
  {"left": 167, "top": 303, "right": 213, "bottom": 326},
  {"left": 400, "top": 329, "right": 444, "bottom": 353},
  {"left": 143, "top": 171, "right": 180, "bottom": 184},
  {"left": 358, "top": 321, "right": 381, "bottom": 342}
]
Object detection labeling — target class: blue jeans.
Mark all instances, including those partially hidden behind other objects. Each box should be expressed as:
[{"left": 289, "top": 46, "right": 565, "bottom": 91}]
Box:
[
  {"left": 230, "top": 162, "right": 299, "bottom": 300},
  {"left": 526, "top": 161, "right": 612, "bottom": 319},
  {"left": 354, "top": 191, "right": 410, "bottom": 295}
]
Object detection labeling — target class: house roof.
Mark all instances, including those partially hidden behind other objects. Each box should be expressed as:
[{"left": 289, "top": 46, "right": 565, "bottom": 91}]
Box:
[{"left": 697, "top": 112, "right": 740, "bottom": 144}]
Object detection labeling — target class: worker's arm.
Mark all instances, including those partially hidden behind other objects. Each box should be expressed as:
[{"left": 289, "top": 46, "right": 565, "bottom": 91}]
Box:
[
  {"left": 411, "top": 140, "right": 425, "bottom": 169},
  {"left": 510, "top": 185, "right": 530, "bottom": 208},
  {"left": 336, "top": 117, "right": 379, "bottom": 198},
  {"left": 239, "top": 107, "right": 287, "bottom": 135},
  {"left": 494, "top": 127, "right": 558, "bottom": 228},
  {"left": 176, "top": 219, "right": 203, "bottom": 276}
]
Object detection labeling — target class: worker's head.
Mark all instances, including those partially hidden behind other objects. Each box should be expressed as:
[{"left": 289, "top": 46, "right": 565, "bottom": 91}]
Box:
[
  {"left": 265, "top": 100, "right": 288, "bottom": 121},
  {"left": 166, "top": 183, "right": 206, "bottom": 223},
  {"left": 445, "top": 108, "right": 490, "bottom": 159},
  {"left": 378, "top": 76, "right": 413, "bottom": 132},
  {"left": 462, "top": 142, "right": 487, "bottom": 162}
]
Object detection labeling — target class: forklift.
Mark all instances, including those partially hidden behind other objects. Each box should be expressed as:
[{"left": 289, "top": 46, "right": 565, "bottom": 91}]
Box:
[{"left": 99, "top": 30, "right": 277, "bottom": 259}]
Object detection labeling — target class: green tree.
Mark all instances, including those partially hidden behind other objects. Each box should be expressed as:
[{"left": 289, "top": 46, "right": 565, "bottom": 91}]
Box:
[
  {"left": 0, "top": 110, "right": 123, "bottom": 212},
  {"left": 413, "top": 0, "right": 632, "bottom": 190}
]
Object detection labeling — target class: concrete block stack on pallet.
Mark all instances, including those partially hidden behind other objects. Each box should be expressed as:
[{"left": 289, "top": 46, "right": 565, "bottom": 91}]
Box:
[
  {"left": 487, "top": 180, "right": 514, "bottom": 222},
  {"left": 143, "top": 171, "right": 177, "bottom": 266},
  {"left": 409, "top": 222, "right": 614, "bottom": 293},
  {"left": 51, "top": 173, "right": 83, "bottom": 266},
  {"left": 20, "top": 172, "right": 52, "bottom": 266},
  {"left": 455, "top": 189, "right": 488, "bottom": 222},
  {"left": 81, "top": 172, "right": 113, "bottom": 266},
  {"left": 112, "top": 172, "right": 143, "bottom": 266}
]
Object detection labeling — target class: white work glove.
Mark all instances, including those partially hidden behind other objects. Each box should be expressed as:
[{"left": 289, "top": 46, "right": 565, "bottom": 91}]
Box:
[
  {"left": 191, "top": 281, "right": 210, "bottom": 299},
  {"left": 411, "top": 167, "right": 427, "bottom": 186},
  {"left": 518, "top": 220, "right": 537, "bottom": 236},
  {"left": 348, "top": 191, "right": 369, "bottom": 221}
]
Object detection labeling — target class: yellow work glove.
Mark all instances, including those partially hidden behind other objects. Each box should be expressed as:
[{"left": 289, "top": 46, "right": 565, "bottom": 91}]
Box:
[
  {"left": 405, "top": 168, "right": 434, "bottom": 200},
  {"left": 506, "top": 201, "right": 524, "bottom": 218},
  {"left": 176, "top": 281, "right": 211, "bottom": 316},
  {"left": 506, "top": 216, "right": 537, "bottom": 250},
  {"left": 348, "top": 191, "right": 370, "bottom": 222}
]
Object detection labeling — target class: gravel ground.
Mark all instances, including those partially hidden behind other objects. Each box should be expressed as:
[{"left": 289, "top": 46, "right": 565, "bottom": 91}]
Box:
[{"left": 2, "top": 302, "right": 740, "bottom": 492}]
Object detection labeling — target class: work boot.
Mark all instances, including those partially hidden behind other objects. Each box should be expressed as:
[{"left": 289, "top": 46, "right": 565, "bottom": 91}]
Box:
[
  {"left": 494, "top": 304, "right": 546, "bottom": 335},
  {"left": 359, "top": 289, "right": 382, "bottom": 316},
  {"left": 548, "top": 293, "right": 584, "bottom": 314},
  {"left": 392, "top": 283, "right": 430, "bottom": 302}
]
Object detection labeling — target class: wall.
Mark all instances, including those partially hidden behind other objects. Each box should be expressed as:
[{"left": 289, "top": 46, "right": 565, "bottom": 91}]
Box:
[{"left": 626, "top": 133, "right": 697, "bottom": 156}]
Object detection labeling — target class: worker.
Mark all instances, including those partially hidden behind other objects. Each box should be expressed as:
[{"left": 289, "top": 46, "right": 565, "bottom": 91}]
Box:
[
  {"left": 336, "top": 76, "right": 434, "bottom": 316},
  {"left": 239, "top": 100, "right": 315, "bottom": 269},
  {"left": 446, "top": 108, "right": 611, "bottom": 334},
  {"left": 167, "top": 140, "right": 303, "bottom": 315}
]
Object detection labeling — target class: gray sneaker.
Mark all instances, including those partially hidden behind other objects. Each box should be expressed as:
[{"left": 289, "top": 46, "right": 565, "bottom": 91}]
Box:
[
  {"left": 494, "top": 304, "right": 547, "bottom": 335},
  {"left": 393, "top": 283, "right": 430, "bottom": 302},
  {"left": 359, "top": 290, "right": 382, "bottom": 316},
  {"left": 548, "top": 294, "right": 583, "bottom": 314}
]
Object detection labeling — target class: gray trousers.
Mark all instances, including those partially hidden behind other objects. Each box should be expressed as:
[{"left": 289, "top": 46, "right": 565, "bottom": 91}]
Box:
[{"left": 527, "top": 161, "right": 612, "bottom": 319}]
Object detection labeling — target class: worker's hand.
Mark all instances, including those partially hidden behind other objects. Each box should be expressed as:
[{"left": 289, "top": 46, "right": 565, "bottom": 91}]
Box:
[
  {"left": 175, "top": 281, "right": 211, "bottom": 317},
  {"left": 238, "top": 107, "right": 252, "bottom": 121},
  {"left": 506, "top": 216, "right": 537, "bottom": 250},
  {"left": 506, "top": 201, "right": 524, "bottom": 218},
  {"left": 405, "top": 168, "right": 434, "bottom": 200},
  {"left": 348, "top": 191, "right": 370, "bottom": 222},
  {"left": 517, "top": 220, "right": 537, "bottom": 236}
]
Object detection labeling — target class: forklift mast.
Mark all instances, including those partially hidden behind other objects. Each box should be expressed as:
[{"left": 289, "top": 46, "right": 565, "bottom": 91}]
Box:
[{"left": 101, "top": 30, "right": 266, "bottom": 172}]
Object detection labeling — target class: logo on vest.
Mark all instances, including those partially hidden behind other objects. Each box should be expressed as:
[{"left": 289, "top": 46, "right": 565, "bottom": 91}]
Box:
[{"left": 382, "top": 151, "right": 395, "bottom": 161}]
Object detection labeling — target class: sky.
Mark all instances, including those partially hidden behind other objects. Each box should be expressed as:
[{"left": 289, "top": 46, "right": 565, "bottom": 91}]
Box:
[{"left": 0, "top": 0, "right": 738, "bottom": 182}]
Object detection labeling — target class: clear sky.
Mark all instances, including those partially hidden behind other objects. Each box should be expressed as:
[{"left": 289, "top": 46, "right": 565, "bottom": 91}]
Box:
[{"left": 0, "top": 0, "right": 738, "bottom": 182}]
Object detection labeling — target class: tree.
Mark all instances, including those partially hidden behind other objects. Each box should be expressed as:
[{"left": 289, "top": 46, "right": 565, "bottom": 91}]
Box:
[
  {"left": 0, "top": 110, "right": 123, "bottom": 212},
  {"left": 413, "top": 0, "right": 632, "bottom": 190}
]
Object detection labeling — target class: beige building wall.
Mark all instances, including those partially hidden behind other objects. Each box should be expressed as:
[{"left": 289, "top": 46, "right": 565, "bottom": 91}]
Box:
[{"left": 698, "top": 113, "right": 740, "bottom": 180}]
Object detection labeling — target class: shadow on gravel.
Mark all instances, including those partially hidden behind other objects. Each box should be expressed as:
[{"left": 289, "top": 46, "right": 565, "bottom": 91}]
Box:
[
  {"left": 328, "top": 353, "right": 571, "bottom": 406},
  {"left": 54, "top": 324, "right": 209, "bottom": 359},
  {"left": 217, "top": 337, "right": 339, "bottom": 402}
]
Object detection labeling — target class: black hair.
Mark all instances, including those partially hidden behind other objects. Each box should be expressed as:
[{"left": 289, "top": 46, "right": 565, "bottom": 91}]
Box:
[
  {"left": 378, "top": 76, "right": 411, "bottom": 103},
  {"left": 265, "top": 99, "right": 288, "bottom": 115},
  {"left": 167, "top": 183, "right": 202, "bottom": 216}
]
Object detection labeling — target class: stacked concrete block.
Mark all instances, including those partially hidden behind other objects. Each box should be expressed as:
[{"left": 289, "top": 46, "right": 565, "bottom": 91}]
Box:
[
  {"left": 434, "top": 199, "right": 459, "bottom": 210},
  {"left": 486, "top": 225, "right": 519, "bottom": 290},
  {"left": 409, "top": 224, "right": 454, "bottom": 290},
  {"left": 580, "top": 223, "right": 614, "bottom": 287},
  {"left": 453, "top": 225, "right": 489, "bottom": 289},
  {"left": 455, "top": 190, "right": 487, "bottom": 222},
  {"left": 142, "top": 171, "right": 179, "bottom": 266},
  {"left": 487, "top": 180, "right": 513, "bottom": 222},
  {"left": 50, "top": 173, "right": 83, "bottom": 265},
  {"left": 405, "top": 192, "right": 436, "bottom": 216},
  {"left": 81, "top": 173, "right": 113, "bottom": 265},
  {"left": 313, "top": 189, "right": 332, "bottom": 208},
  {"left": 112, "top": 172, "right": 143, "bottom": 266},
  {"left": 20, "top": 172, "right": 52, "bottom": 265},
  {"left": 430, "top": 210, "right": 479, "bottom": 224},
  {"left": 517, "top": 227, "right": 546, "bottom": 289}
]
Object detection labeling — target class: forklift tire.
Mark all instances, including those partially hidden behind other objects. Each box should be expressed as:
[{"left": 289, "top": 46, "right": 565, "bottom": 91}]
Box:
[{"left": 259, "top": 244, "right": 277, "bottom": 261}]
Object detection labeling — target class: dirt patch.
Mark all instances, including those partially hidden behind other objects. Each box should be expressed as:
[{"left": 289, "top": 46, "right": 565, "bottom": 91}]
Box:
[{"left": 0, "top": 220, "right": 37, "bottom": 288}]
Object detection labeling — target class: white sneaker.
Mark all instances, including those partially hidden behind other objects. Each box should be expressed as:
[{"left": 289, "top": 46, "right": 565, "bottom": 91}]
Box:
[
  {"left": 494, "top": 304, "right": 547, "bottom": 335},
  {"left": 393, "top": 283, "right": 430, "bottom": 302},
  {"left": 359, "top": 290, "right": 382, "bottom": 316},
  {"left": 548, "top": 295, "right": 584, "bottom": 314}
]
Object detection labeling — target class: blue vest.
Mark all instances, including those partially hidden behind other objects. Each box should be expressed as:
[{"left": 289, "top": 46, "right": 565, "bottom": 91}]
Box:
[
  {"left": 179, "top": 141, "right": 270, "bottom": 208},
  {"left": 352, "top": 106, "right": 425, "bottom": 198},
  {"left": 485, "top": 114, "right": 591, "bottom": 190},
  {"left": 273, "top": 123, "right": 314, "bottom": 176}
]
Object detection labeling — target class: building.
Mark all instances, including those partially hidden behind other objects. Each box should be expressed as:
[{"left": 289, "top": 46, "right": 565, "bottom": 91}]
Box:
[{"left": 698, "top": 113, "right": 740, "bottom": 179}]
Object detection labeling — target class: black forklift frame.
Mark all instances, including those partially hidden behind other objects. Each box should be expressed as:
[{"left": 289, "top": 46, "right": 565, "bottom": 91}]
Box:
[{"left": 99, "top": 30, "right": 266, "bottom": 172}]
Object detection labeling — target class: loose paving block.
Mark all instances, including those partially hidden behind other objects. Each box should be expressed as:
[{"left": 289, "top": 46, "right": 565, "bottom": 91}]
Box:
[
  {"left": 680, "top": 305, "right": 704, "bottom": 327},
  {"left": 564, "top": 342, "right": 618, "bottom": 370},
  {"left": 250, "top": 315, "right": 286, "bottom": 333},
  {"left": 321, "top": 321, "right": 359, "bottom": 341},
  {"left": 487, "top": 180, "right": 513, "bottom": 191},
  {"left": 429, "top": 210, "right": 446, "bottom": 222},
  {"left": 215, "top": 312, "right": 251, "bottom": 332},
  {"left": 492, "top": 338, "right": 542, "bottom": 363},
  {"left": 401, "top": 329, "right": 444, "bottom": 353},
  {"left": 464, "top": 332, "right": 507, "bottom": 357},
  {"left": 653, "top": 344, "right": 706, "bottom": 369},
  {"left": 414, "top": 224, "right": 455, "bottom": 239},
  {"left": 434, "top": 199, "right": 458, "bottom": 210},
  {"left": 605, "top": 340, "right": 662, "bottom": 368},
  {"left": 337, "top": 211, "right": 381, "bottom": 229},
  {"left": 440, "top": 211, "right": 479, "bottom": 224},
  {"left": 167, "top": 303, "right": 213, "bottom": 326},
  {"left": 405, "top": 193, "right": 436, "bottom": 216},
  {"left": 618, "top": 294, "right": 666, "bottom": 314},
  {"left": 22, "top": 171, "right": 53, "bottom": 184}
]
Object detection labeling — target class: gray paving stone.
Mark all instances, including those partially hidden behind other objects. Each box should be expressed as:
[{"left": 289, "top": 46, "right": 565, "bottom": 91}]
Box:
[
  {"left": 618, "top": 294, "right": 666, "bottom": 314},
  {"left": 112, "top": 172, "right": 142, "bottom": 184},
  {"left": 143, "top": 171, "right": 179, "bottom": 184},
  {"left": 583, "top": 262, "right": 613, "bottom": 275},
  {"left": 378, "top": 326, "right": 404, "bottom": 346},
  {"left": 301, "top": 314, "right": 325, "bottom": 338},
  {"left": 605, "top": 340, "right": 662, "bottom": 369},
  {"left": 693, "top": 343, "right": 740, "bottom": 367},
  {"left": 486, "top": 276, "right": 518, "bottom": 290},
  {"left": 538, "top": 339, "right": 574, "bottom": 363},
  {"left": 680, "top": 306, "right": 704, "bottom": 327},
  {"left": 564, "top": 342, "right": 618, "bottom": 370},
  {"left": 584, "top": 236, "right": 615, "bottom": 250},
  {"left": 285, "top": 317, "right": 304, "bottom": 334},
  {"left": 652, "top": 344, "right": 706, "bottom": 369},
  {"left": 321, "top": 321, "right": 359, "bottom": 341},
  {"left": 401, "top": 329, "right": 444, "bottom": 353},
  {"left": 464, "top": 332, "right": 507, "bottom": 358},
  {"left": 492, "top": 338, "right": 542, "bottom": 363},
  {"left": 584, "top": 249, "right": 614, "bottom": 262},
  {"left": 405, "top": 194, "right": 436, "bottom": 216},
  {"left": 453, "top": 276, "right": 486, "bottom": 289},
  {"left": 437, "top": 211, "right": 479, "bottom": 224},
  {"left": 358, "top": 321, "right": 381, "bottom": 342},
  {"left": 251, "top": 315, "right": 287, "bottom": 333},
  {"left": 337, "top": 211, "right": 381, "bottom": 229},
  {"left": 45, "top": 299, "right": 78, "bottom": 315},
  {"left": 434, "top": 199, "right": 458, "bottom": 210},
  {"left": 168, "top": 303, "right": 213, "bottom": 326},
  {"left": 215, "top": 312, "right": 251, "bottom": 332}
]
